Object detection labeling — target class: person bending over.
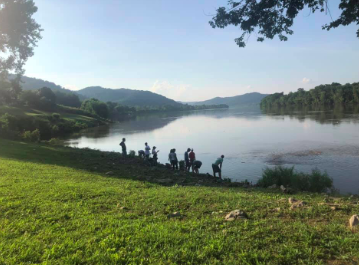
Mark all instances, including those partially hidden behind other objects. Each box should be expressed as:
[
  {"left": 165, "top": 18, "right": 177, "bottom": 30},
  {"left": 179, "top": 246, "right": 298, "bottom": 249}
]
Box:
[
  {"left": 138, "top": 150, "right": 145, "bottom": 158},
  {"left": 212, "top": 155, "right": 224, "bottom": 179},
  {"left": 193, "top": 160, "right": 202, "bottom": 174}
]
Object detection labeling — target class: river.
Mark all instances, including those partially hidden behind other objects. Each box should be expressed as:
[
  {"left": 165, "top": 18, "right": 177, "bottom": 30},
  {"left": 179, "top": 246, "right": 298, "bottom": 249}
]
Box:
[{"left": 65, "top": 107, "right": 359, "bottom": 194}]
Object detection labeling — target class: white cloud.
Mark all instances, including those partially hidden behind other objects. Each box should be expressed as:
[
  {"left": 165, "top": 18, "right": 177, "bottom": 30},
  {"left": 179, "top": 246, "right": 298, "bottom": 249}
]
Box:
[
  {"left": 302, "top": 78, "right": 311, "bottom": 84},
  {"left": 150, "top": 80, "right": 191, "bottom": 101},
  {"left": 64, "top": 84, "right": 80, "bottom": 91}
]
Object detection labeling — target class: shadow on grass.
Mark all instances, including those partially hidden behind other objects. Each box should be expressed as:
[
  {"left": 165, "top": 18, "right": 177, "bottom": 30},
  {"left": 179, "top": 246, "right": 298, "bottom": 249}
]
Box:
[{"left": 0, "top": 139, "right": 254, "bottom": 189}]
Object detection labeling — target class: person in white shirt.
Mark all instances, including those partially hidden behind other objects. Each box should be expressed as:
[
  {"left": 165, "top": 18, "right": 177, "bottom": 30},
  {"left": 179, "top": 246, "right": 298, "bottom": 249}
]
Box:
[{"left": 144, "top": 142, "right": 151, "bottom": 159}]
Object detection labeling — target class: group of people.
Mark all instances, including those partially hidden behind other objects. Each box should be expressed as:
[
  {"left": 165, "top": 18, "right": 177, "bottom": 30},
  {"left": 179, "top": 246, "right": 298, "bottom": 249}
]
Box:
[
  {"left": 119, "top": 138, "right": 225, "bottom": 178},
  {"left": 121, "top": 138, "right": 159, "bottom": 163}
]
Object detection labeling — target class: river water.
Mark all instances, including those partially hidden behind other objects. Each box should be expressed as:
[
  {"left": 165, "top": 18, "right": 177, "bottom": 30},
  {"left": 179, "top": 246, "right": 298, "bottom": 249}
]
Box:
[{"left": 65, "top": 107, "right": 359, "bottom": 194}]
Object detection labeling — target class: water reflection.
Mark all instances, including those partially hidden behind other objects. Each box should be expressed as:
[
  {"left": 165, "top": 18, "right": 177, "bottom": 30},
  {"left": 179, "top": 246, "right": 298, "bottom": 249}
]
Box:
[{"left": 262, "top": 105, "right": 359, "bottom": 125}]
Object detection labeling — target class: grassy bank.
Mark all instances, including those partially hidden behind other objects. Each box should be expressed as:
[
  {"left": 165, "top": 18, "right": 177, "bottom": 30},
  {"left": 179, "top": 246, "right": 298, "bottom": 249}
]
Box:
[
  {"left": 0, "top": 139, "right": 358, "bottom": 264},
  {"left": 0, "top": 105, "right": 102, "bottom": 124},
  {"left": 0, "top": 105, "right": 107, "bottom": 140}
]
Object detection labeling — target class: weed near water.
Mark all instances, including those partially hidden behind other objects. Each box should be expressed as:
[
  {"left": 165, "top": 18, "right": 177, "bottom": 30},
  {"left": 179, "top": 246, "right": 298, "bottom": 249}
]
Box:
[
  {"left": 258, "top": 166, "right": 333, "bottom": 193},
  {"left": 0, "top": 139, "right": 358, "bottom": 264}
]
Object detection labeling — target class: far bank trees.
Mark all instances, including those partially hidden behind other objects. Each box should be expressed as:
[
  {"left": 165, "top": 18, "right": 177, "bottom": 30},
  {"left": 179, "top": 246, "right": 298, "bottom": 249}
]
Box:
[{"left": 260, "top": 82, "right": 359, "bottom": 108}]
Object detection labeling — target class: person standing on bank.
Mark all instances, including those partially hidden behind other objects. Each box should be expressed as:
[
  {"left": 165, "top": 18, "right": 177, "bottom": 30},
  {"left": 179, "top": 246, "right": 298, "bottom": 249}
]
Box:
[
  {"left": 184, "top": 148, "right": 191, "bottom": 171},
  {"left": 152, "top": 146, "right": 159, "bottom": 165},
  {"left": 145, "top": 142, "right": 151, "bottom": 159},
  {"left": 120, "top": 138, "right": 127, "bottom": 156},
  {"left": 189, "top": 149, "right": 196, "bottom": 172},
  {"left": 168, "top": 149, "right": 178, "bottom": 170},
  {"left": 212, "top": 155, "right": 225, "bottom": 179}
]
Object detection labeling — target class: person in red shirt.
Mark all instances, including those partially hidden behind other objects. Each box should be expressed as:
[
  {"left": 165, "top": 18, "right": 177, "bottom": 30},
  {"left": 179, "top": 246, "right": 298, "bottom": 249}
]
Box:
[{"left": 189, "top": 149, "right": 196, "bottom": 172}]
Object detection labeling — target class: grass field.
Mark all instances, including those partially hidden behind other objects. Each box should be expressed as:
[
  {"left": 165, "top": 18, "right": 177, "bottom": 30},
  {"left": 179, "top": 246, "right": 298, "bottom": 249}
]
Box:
[
  {"left": 0, "top": 139, "right": 358, "bottom": 264},
  {"left": 0, "top": 105, "right": 101, "bottom": 125}
]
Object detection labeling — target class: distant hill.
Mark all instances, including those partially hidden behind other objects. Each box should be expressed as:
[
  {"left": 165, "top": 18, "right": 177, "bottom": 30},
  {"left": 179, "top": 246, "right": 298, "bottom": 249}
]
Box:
[
  {"left": 187, "top": 92, "right": 269, "bottom": 107},
  {"left": 77, "top": 86, "right": 182, "bottom": 107},
  {"left": 13, "top": 75, "right": 262, "bottom": 108},
  {"left": 16, "top": 75, "right": 65, "bottom": 92},
  {"left": 12, "top": 76, "right": 186, "bottom": 107},
  {"left": 9, "top": 75, "right": 87, "bottom": 101}
]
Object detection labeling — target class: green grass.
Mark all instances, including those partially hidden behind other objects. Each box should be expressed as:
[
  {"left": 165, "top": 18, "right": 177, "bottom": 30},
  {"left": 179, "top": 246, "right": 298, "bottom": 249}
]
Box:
[{"left": 0, "top": 139, "right": 358, "bottom": 264}]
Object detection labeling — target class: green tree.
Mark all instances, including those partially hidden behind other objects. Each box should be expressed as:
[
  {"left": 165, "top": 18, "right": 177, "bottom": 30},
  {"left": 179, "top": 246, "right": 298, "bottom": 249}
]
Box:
[
  {"left": 0, "top": 0, "right": 42, "bottom": 99},
  {"left": 353, "top": 84, "right": 359, "bottom": 104},
  {"left": 20, "top": 90, "right": 39, "bottom": 106},
  {"left": 261, "top": 82, "right": 359, "bottom": 109},
  {"left": 20, "top": 87, "right": 56, "bottom": 110},
  {"left": 210, "top": 0, "right": 359, "bottom": 47},
  {"left": 81, "top": 98, "right": 109, "bottom": 119},
  {"left": 38, "top": 87, "right": 56, "bottom": 104},
  {"left": 53, "top": 90, "right": 81, "bottom": 108},
  {"left": 0, "top": 80, "right": 12, "bottom": 103}
]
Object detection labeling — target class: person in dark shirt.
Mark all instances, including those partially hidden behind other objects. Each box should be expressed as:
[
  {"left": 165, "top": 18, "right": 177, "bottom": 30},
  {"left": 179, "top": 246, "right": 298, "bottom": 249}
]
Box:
[
  {"left": 152, "top": 146, "right": 159, "bottom": 165},
  {"left": 119, "top": 138, "right": 126, "bottom": 156},
  {"left": 193, "top": 160, "right": 202, "bottom": 174}
]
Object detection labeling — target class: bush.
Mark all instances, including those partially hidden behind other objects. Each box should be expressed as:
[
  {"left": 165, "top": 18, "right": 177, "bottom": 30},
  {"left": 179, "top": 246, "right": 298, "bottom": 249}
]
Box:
[
  {"left": 257, "top": 166, "right": 333, "bottom": 193},
  {"left": 258, "top": 166, "right": 296, "bottom": 187},
  {"left": 48, "top": 138, "right": 63, "bottom": 145},
  {"left": 0, "top": 113, "right": 23, "bottom": 139},
  {"left": 52, "top": 125, "right": 59, "bottom": 135},
  {"left": 129, "top": 150, "right": 136, "bottom": 158},
  {"left": 57, "top": 105, "right": 98, "bottom": 118},
  {"left": 22, "top": 129, "right": 41, "bottom": 142},
  {"left": 308, "top": 169, "right": 334, "bottom": 193},
  {"left": 179, "top": 160, "right": 185, "bottom": 170},
  {"left": 0, "top": 113, "right": 18, "bottom": 131},
  {"left": 0, "top": 114, "right": 10, "bottom": 131},
  {"left": 52, "top": 113, "right": 61, "bottom": 120}
]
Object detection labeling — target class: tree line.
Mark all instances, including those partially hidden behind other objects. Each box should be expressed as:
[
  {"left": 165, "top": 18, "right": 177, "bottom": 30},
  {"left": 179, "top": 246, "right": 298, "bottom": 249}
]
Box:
[
  {"left": 80, "top": 98, "right": 229, "bottom": 120},
  {"left": 260, "top": 82, "right": 359, "bottom": 109}
]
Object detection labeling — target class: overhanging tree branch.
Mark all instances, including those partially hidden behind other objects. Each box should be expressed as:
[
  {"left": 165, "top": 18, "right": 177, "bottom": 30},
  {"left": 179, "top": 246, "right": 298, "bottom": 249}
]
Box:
[{"left": 210, "top": 0, "right": 358, "bottom": 47}]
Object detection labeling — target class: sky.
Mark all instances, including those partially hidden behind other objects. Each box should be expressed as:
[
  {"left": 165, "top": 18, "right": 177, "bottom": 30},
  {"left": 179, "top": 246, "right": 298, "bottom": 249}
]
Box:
[{"left": 24, "top": 0, "right": 359, "bottom": 102}]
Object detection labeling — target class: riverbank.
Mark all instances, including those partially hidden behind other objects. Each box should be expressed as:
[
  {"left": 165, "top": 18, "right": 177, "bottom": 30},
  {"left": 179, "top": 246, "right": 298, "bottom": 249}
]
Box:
[{"left": 0, "top": 138, "right": 358, "bottom": 264}]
